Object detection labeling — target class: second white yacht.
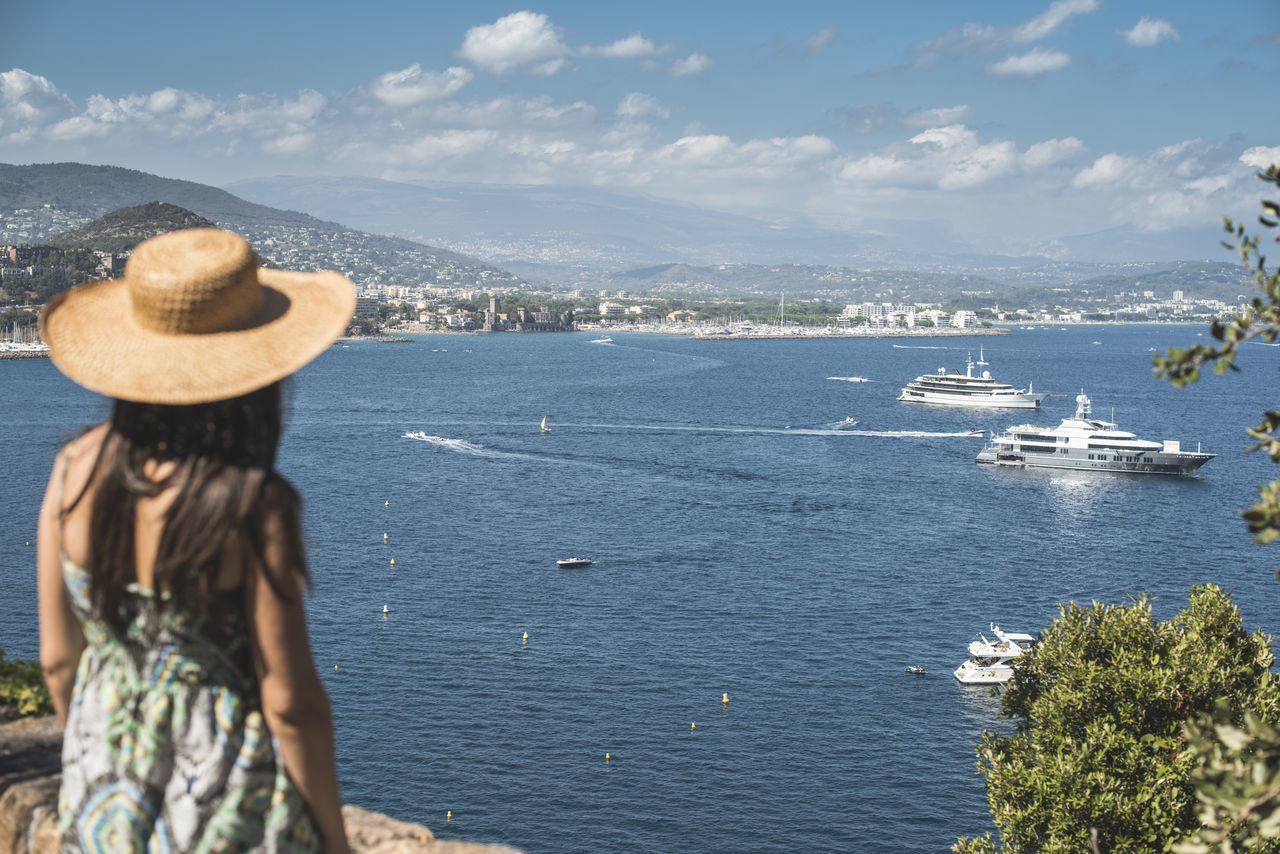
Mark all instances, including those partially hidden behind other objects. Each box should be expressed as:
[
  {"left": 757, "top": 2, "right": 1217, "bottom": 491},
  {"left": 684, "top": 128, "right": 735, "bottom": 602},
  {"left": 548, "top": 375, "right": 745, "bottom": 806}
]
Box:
[{"left": 898, "top": 349, "right": 1042, "bottom": 409}]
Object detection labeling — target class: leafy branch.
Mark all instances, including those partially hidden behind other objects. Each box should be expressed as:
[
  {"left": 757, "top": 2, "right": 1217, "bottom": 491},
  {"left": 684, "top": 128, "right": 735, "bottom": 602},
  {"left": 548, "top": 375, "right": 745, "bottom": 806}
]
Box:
[{"left": 1154, "top": 165, "right": 1280, "bottom": 564}]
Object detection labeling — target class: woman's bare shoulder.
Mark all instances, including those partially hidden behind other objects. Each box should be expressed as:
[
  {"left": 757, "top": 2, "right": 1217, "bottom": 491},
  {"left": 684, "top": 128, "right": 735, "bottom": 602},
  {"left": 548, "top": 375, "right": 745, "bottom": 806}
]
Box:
[{"left": 51, "top": 424, "right": 110, "bottom": 507}]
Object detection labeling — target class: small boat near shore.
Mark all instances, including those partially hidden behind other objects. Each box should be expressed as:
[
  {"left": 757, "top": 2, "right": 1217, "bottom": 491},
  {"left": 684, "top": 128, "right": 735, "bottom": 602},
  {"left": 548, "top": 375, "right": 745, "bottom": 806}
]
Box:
[
  {"left": 556, "top": 557, "right": 593, "bottom": 568},
  {"left": 954, "top": 624, "right": 1035, "bottom": 684}
]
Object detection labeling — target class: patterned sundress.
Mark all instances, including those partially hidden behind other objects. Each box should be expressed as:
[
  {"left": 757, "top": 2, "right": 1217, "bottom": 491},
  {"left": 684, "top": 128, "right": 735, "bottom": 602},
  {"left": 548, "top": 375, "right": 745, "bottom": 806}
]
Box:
[{"left": 56, "top": 469, "right": 320, "bottom": 852}]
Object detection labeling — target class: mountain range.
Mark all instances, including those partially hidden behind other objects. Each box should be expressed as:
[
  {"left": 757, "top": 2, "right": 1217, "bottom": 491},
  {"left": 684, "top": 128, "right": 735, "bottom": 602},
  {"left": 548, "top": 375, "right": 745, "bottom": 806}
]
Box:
[
  {"left": 225, "top": 173, "right": 1231, "bottom": 276},
  {"left": 0, "top": 162, "right": 1251, "bottom": 304}
]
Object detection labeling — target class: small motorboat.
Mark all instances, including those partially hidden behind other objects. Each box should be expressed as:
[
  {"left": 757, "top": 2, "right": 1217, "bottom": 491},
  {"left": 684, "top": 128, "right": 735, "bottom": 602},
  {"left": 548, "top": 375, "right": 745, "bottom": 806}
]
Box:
[
  {"left": 905, "top": 666, "right": 926, "bottom": 675},
  {"left": 556, "top": 557, "right": 593, "bottom": 568}
]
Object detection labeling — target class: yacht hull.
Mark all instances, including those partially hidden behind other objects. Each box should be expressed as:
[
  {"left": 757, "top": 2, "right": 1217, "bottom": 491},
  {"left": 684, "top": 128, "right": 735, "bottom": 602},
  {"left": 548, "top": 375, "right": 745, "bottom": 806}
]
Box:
[
  {"left": 899, "top": 391, "right": 1041, "bottom": 409},
  {"left": 976, "top": 447, "right": 1213, "bottom": 475}
]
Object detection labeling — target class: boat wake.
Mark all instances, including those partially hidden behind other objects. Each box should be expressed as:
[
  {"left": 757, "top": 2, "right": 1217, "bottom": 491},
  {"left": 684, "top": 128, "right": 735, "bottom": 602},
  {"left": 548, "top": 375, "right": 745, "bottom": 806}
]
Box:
[
  {"left": 567, "top": 423, "right": 981, "bottom": 439},
  {"left": 403, "top": 431, "right": 542, "bottom": 461},
  {"left": 892, "top": 344, "right": 948, "bottom": 349},
  {"left": 827, "top": 376, "right": 872, "bottom": 383}
]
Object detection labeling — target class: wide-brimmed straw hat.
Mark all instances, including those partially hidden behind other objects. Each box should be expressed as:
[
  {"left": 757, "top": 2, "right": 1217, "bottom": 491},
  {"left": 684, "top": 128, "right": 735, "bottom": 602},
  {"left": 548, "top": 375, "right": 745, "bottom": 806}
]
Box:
[{"left": 39, "top": 228, "right": 355, "bottom": 405}]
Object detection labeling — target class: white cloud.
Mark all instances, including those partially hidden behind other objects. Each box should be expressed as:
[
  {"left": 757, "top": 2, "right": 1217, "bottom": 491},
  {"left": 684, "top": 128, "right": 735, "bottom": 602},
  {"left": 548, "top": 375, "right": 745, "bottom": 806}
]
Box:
[
  {"left": 805, "top": 26, "right": 836, "bottom": 54},
  {"left": 263, "top": 132, "right": 316, "bottom": 155},
  {"left": 1011, "top": 0, "right": 1098, "bottom": 43},
  {"left": 909, "top": 124, "right": 977, "bottom": 150},
  {"left": 373, "top": 65, "right": 473, "bottom": 106},
  {"left": 838, "top": 153, "right": 918, "bottom": 185},
  {"left": 651, "top": 134, "right": 834, "bottom": 174},
  {"left": 671, "top": 53, "right": 712, "bottom": 76},
  {"left": 1241, "top": 146, "right": 1280, "bottom": 170},
  {"left": 459, "top": 11, "right": 570, "bottom": 75},
  {"left": 1024, "top": 137, "right": 1085, "bottom": 167},
  {"left": 587, "top": 34, "right": 660, "bottom": 59},
  {"left": 389, "top": 129, "right": 500, "bottom": 164},
  {"left": 426, "top": 95, "right": 595, "bottom": 130},
  {"left": 911, "top": 0, "right": 1096, "bottom": 65},
  {"left": 987, "top": 47, "right": 1071, "bottom": 77},
  {"left": 842, "top": 125, "right": 1087, "bottom": 192},
  {"left": 1062, "top": 140, "right": 1267, "bottom": 234},
  {"left": 617, "top": 92, "right": 668, "bottom": 120},
  {"left": 903, "top": 105, "right": 970, "bottom": 128},
  {"left": 0, "top": 69, "right": 73, "bottom": 138},
  {"left": 1072, "top": 152, "right": 1133, "bottom": 187},
  {"left": 1121, "top": 17, "right": 1180, "bottom": 47}
]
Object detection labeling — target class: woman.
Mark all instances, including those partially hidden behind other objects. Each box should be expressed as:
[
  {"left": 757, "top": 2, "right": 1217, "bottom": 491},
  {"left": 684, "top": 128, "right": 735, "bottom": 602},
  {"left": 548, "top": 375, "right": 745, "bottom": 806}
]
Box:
[{"left": 37, "top": 228, "right": 355, "bottom": 852}]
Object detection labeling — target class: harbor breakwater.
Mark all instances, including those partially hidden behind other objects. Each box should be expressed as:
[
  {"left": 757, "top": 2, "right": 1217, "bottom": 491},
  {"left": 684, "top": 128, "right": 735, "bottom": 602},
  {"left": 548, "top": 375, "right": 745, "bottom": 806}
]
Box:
[{"left": 0, "top": 716, "right": 523, "bottom": 854}]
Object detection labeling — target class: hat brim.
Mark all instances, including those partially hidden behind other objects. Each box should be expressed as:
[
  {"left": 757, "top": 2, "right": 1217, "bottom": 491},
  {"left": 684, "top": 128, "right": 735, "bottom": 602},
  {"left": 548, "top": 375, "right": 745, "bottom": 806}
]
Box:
[{"left": 40, "top": 268, "right": 355, "bottom": 405}]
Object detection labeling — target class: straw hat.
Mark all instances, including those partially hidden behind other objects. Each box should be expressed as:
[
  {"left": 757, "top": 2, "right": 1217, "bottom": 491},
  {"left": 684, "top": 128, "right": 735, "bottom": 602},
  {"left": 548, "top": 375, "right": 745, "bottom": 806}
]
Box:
[{"left": 39, "top": 228, "right": 355, "bottom": 405}]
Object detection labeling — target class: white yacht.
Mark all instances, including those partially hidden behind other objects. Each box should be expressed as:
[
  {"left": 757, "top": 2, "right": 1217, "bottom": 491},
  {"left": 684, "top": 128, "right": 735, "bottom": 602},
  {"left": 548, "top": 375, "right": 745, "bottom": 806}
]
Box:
[
  {"left": 953, "top": 625, "right": 1036, "bottom": 684},
  {"left": 975, "top": 392, "right": 1214, "bottom": 476},
  {"left": 898, "top": 350, "right": 1042, "bottom": 409}
]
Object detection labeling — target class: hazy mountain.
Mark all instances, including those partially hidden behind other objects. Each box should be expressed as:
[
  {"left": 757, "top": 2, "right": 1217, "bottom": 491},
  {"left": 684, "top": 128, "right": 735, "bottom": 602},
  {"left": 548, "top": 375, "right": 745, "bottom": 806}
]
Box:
[
  {"left": 225, "top": 174, "right": 929, "bottom": 277},
  {"left": 0, "top": 163, "right": 523, "bottom": 290},
  {"left": 47, "top": 202, "right": 216, "bottom": 253}
]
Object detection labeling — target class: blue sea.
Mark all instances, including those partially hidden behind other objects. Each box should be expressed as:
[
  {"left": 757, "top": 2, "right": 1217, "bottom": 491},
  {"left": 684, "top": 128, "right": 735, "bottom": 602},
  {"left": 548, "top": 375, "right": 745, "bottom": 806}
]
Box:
[{"left": 2, "top": 325, "right": 1277, "bottom": 853}]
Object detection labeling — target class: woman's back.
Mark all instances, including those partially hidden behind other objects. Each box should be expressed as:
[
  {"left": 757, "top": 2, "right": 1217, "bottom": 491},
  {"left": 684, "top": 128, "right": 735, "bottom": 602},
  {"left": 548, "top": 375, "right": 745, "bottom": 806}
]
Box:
[{"left": 53, "top": 429, "right": 321, "bottom": 852}]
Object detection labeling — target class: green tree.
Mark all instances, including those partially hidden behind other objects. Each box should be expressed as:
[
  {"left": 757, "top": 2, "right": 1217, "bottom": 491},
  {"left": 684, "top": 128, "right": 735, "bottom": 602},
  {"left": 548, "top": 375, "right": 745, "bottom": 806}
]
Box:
[
  {"left": 954, "top": 585, "right": 1280, "bottom": 854},
  {"left": 1155, "top": 165, "right": 1280, "bottom": 569},
  {"left": 0, "top": 649, "right": 53, "bottom": 716}
]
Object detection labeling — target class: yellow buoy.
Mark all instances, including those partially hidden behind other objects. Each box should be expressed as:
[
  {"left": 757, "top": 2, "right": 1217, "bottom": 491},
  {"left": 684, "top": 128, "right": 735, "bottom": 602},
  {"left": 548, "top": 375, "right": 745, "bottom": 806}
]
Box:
[
  {"left": 723, "top": 693, "right": 729, "bottom": 705},
  {"left": 691, "top": 722, "right": 696, "bottom": 731},
  {"left": 446, "top": 811, "right": 452, "bottom": 822},
  {"left": 605, "top": 752, "right": 611, "bottom": 762},
  {"left": 522, "top": 631, "right": 529, "bottom": 642},
  {"left": 334, "top": 664, "right": 339, "bottom": 670},
  {"left": 390, "top": 558, "right": 395, "bottom": 566}
]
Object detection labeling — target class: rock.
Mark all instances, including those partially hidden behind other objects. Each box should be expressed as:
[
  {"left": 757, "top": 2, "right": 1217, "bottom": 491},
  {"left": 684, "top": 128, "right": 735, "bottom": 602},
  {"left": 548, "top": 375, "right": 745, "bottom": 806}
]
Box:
[{"left": 0, "top": 716, "right": 522, "bottom": 854}]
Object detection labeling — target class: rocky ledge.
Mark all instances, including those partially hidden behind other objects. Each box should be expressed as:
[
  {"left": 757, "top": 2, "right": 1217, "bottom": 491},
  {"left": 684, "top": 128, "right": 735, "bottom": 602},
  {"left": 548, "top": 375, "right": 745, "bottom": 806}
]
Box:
[{"left": 0, "top": 716, "right": 521, "bottom": 854}]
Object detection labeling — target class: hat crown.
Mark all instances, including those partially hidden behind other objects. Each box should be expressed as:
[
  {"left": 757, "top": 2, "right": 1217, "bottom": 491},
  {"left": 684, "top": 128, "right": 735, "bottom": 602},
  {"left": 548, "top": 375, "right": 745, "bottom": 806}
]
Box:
[{"left": 127, "top": 229, "right": 263, "bottom": 335}]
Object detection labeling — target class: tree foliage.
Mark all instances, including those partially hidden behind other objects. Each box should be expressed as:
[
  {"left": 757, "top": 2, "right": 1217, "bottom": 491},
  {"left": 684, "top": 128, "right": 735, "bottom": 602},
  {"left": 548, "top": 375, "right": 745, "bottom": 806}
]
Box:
[
  {"left": 953, "top": 585, "right": 1280, "bottom": 854},
  {"left": 1154, "top": 165, "right": 1280, "bottom": 568},
  {"left": 0, "top": 649, "right": 53, "bottom": 717}
]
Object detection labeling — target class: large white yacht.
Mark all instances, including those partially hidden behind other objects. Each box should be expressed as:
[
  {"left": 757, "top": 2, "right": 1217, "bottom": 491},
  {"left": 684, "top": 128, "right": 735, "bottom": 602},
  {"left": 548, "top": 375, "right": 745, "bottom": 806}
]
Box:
[
  {"left": 975, "top": 392, "right": 1214, "bottom": 476},
  {"left": 953, "top": 625, "right": 1036, "bottom": 684},
  {"left": 898, "top": 350, "right": 1042, "bottom": 409}
]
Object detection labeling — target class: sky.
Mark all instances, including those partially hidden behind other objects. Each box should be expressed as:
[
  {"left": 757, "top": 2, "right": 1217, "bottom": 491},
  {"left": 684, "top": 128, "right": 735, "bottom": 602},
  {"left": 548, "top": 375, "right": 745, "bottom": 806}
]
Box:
[{"left": 2, "top": 0, "right": 1278, "bottom": 258}]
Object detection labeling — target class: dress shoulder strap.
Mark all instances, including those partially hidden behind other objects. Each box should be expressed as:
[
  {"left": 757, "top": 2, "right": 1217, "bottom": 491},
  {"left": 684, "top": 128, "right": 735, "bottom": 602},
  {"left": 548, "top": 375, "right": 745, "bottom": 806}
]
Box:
[{"left": 57, "top": 451, "right": 72, "bottom": 541}]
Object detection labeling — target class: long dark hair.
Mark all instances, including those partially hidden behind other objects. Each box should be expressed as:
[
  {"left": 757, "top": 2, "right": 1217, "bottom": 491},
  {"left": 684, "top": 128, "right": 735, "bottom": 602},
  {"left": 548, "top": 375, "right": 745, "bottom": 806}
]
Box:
[{"left": 67, "top": 381, "right": 308, "bottom": 627}]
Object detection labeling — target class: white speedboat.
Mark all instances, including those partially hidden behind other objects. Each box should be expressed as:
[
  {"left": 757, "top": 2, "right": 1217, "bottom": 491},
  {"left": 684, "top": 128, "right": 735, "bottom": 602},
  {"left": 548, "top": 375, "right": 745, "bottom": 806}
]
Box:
[
  {"left": 975, "top": 392, "right": 1214, "bottom": 476},
  {"left": 556, "top": 557, "right": 593, "bottom": 568},
  {"left": 898, "top": 349, "right": 1042, "bottom": 409},
  {"left": 954, "top": 624, "right": 1036, "bottom": 684}
]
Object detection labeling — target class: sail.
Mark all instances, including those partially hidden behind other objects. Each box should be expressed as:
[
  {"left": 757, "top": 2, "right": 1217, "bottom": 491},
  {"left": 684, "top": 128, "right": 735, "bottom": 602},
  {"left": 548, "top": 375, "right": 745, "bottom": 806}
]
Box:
[{"left": 540, "top": 415, "right": 548, "bottom": 433}]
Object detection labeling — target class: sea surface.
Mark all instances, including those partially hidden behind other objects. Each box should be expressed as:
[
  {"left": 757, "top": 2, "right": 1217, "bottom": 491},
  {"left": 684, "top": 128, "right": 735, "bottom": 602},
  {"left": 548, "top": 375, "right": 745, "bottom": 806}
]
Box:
[{"left": 2, "top": 324, "right": 1278, "bottom": 853}]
